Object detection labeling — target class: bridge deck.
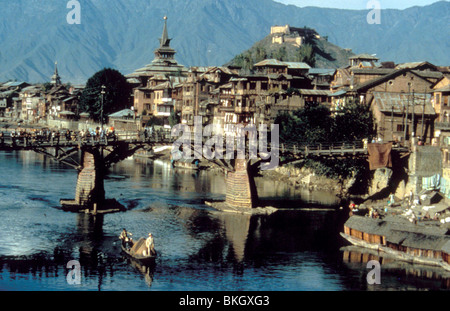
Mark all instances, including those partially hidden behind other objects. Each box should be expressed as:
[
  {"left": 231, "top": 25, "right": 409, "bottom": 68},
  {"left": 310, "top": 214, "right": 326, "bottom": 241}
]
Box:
[{"left": 0, "top": 133, "right": 404, "bottom": 158}]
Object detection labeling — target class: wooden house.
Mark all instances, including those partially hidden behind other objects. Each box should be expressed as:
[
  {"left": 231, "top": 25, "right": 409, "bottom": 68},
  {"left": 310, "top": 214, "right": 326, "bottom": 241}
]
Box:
[{"left": 371, "top": 92, "right": 435, "bottom": 143}]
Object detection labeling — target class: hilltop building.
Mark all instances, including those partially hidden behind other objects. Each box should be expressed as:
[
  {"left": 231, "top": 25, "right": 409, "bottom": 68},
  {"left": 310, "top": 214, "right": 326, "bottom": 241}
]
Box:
[{"left": 270, "top": 25, "right": 320, "bottom": 47}]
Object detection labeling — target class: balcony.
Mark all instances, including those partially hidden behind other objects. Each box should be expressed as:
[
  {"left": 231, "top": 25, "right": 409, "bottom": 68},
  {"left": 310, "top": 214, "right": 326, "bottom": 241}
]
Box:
[
  {"left": 435, "top": 122, "right": 450, "bottom": 130},
  {"left": 219, "top": 106, "right": 235, "bottom": 112},
  {"left": 235, "top": 106, "right": 256, "bottom": 114}
]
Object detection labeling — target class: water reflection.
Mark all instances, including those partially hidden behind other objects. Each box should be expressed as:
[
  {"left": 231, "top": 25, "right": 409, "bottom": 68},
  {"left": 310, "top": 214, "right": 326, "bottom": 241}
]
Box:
[
  {"left": 127, "top": 258, "right": 156, "bottom": 287},
  {"left": 1, "top": 151, "right": 449, "bottom": 290},
  {"left": 341, "top": 245, "right": 450, "bottom": 290}
]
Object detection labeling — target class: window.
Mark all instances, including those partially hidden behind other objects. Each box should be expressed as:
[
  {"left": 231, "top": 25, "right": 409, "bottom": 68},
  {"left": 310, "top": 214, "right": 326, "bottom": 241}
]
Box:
[
  {"left": 397, "top": 124, "right": 404, "bottom": 132},
  {"left": 436, "top": 94, "right": 441, "bottom": 105}
]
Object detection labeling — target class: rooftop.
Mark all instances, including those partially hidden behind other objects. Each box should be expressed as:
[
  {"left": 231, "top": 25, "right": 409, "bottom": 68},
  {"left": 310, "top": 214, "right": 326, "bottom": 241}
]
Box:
[
  {"left": 373, "top": 92, "right": 435, "bottom": 115},
  {"left": 349, "top": 53, "right": 379, "bottom": 60}
]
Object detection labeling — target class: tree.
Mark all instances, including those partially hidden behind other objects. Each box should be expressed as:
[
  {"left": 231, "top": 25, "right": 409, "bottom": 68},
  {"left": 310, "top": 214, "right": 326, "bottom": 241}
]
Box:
[
  {"left": 332, "top": 98, "right": 375, "bottom": 142},
  {"left": 297, "top": 43, "right": 316, "bottom": 67},
  {"left": 168, "top": 110, "right": 181, "bottom": 127},
  {"left": 79, "top": 68, "right": 131, "bottom": 122},
  {"left": 231, "top": 51, "right": 254, "bottom": 71},
  {"left": 272, "top": 46, "right": 287, "bottom": 61},
  {"left": 254, "top": 46, "right": 267, "bottom": 63},
  {"left": 42, "top": 82, "right": 53, "bottom": 92},
  {"left": 275, "top": 102, "right": 332, "bottom": 144}
]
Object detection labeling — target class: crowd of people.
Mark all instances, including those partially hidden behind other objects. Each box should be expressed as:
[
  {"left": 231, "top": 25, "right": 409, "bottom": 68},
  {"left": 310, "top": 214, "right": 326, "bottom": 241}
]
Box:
[{"left": 0, "top": 126, "right": 118, "bottom": 145}]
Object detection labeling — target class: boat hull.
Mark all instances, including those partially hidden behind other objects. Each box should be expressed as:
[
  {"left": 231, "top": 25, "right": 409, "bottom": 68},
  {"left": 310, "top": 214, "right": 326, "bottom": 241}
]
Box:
[
  {"left": 340, "top": 232, "right": 450, "bottom": 271},
  {"left": 121, "top": 244, "right": 156, "bottom": 265}
]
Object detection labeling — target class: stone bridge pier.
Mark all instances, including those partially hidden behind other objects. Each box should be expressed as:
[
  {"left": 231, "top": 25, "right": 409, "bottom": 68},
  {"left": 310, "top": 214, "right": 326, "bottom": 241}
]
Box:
[
  {"left": 60, "top": 147, "right": 123, "bottom": 214},
  {"left": 224, "top": 159, "right": 259, "bottom": 209},
  {"left": 75, "top": 149, "right": 105, "bottom": 207},
  {"left": 206, "top": 158, "right": 278, "bottom": 213}
]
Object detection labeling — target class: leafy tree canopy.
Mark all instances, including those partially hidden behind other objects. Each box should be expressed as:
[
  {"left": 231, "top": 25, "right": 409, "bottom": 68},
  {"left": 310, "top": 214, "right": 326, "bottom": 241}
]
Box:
[
  {"left": 332, "top": 98, "right": 375, "bottom": 142},
  {"left": 276, "top": 99, "right": 375, "bottom": 182},
  {"left": 79, "top": 68, "right": 132, "bottom": 122},
  {"left": 275, "top": 102, "right": 332, "bottom": 144},
  {"left": 168, "top": 110, "right": 181, "bottom": 127},
  {"left": 275, "top": 99, "right": 374, "bottom": 145}
]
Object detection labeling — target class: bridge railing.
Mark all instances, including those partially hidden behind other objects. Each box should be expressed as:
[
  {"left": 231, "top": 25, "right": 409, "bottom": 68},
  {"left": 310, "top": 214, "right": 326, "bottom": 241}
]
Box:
[
  {"left": 273, "top": 140, "right": 366, "bottom": 155},
  {"left": 0, "top": 129, "right": 178, "bottom": 148},
  {"left": 0, "top": 128, "right": 366, "bottom": 156}
]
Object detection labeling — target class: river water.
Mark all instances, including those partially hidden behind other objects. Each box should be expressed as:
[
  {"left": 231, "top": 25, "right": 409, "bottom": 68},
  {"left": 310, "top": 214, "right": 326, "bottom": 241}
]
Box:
[{"left": 1, "top": 150, "right": 450, "bottom": 291}]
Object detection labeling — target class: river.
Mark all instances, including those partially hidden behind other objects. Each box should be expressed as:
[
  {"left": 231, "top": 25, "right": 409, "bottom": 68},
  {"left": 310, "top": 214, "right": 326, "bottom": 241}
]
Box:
[{"left": 0, "top": 150, "right": 449, "bottom": 291}]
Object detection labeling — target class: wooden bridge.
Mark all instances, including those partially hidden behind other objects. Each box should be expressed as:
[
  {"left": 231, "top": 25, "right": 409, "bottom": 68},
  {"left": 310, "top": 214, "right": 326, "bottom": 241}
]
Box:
[{"left": 0, "top": 131, "right": 379, "bottom": 213}]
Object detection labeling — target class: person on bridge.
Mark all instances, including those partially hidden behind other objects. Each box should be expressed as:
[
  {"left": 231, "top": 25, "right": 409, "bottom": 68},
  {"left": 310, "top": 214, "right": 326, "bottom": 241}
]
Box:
[
  {"left": 65, "top": 130, "right": 71, "bottom": 141},
  {"left": 144, "top": 128, "right": 148, "bottom": 141}
]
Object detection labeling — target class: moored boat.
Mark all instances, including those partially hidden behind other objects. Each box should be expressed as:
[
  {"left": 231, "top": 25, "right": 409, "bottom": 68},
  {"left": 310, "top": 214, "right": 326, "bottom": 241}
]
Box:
[
  {"left": 171, "top": 158, "right": 200, "bottom": 170},
  {"left": 341, "top": 215, "right": 450, "bottom": 271}
]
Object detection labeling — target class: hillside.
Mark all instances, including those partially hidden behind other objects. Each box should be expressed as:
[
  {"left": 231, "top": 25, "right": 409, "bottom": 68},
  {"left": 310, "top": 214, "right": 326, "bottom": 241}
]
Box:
[
  {"left": 227, "top": 29, "right": 355, "bottom": 69},
  {"left": 0, "top": 0, "right": 448, "bottom": 84}
]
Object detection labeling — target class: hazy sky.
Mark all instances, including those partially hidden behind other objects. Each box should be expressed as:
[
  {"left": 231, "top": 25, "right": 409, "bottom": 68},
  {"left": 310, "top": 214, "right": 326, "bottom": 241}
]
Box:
[{"left": 273, "top": 0, "right": 447, "bottom": 10}]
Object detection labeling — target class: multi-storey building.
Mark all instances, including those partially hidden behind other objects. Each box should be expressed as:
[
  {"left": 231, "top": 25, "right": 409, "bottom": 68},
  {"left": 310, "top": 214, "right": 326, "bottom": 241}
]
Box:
[{"left": 128, "top": 16, "right": 188, "bottom": 120}]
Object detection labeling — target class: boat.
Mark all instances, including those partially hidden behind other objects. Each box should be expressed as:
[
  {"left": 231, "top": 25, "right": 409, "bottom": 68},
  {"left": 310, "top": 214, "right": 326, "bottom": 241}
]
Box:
[
  {"left": 172, "top": 158, "right": 200, "bottom": 170},
  {"left": 134, "top": 149, "right": 155, "bottom": 159},
  {"left": 341, "top": 215, "right": 450, "bottom": 271},
  {"left": 120, "top": 237, "right": 157, "bottom": 265}
]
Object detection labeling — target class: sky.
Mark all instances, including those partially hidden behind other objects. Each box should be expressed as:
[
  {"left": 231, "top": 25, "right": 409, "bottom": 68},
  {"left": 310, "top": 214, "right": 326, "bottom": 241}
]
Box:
[{"left": 273, "top": 0, "right": 447, "bottom": 10}]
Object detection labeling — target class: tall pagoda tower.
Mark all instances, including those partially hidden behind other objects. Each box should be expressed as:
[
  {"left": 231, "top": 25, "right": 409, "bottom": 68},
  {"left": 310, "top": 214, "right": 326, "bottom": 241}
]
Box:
[{"left": 51, "top": 61, "right": 62, "bottom": 86}]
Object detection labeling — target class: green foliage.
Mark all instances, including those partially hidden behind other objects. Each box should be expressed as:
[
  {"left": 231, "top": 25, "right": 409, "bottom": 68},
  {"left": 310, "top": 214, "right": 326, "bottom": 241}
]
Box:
[
  {"left": 332, "top": 98, "right": 375, "bottom": 142},
  {"left": 42, "top": 82, "right": 53, "bottom": 92},
  {"left": 272, "top": 46, "right": 287, "bottom": 61},
  {"left": 168, "top": 110, "right": 181, "bottom": 127},
  {"left": 146, "top": 116, "right": 164, "bottom": 127},
  {"left": 275, "top": 102, "right": 332, "bottom": 144},
  {"left": 276, "top": 100, "right": 375, "bottom": 179},
  {"left": 254, "top": 46, "right": 267, "bottom": 63},
  {"left": 231, "top": 51, "right": 254, "bottom": 71},
  {"left": 296, "top": 43, "right": 316, "bottom": 67},
  {"left": 276, "top": 99, "right": 374, "bottom": 144},
  {"left": 79, "top": 68, "right": 131, "bottom": 122}
]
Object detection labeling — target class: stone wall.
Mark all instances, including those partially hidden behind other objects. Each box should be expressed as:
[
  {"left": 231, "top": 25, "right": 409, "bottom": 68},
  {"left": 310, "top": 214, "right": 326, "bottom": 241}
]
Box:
[{"left": 407, "top": 145, "right": 443, "bottom": 193}]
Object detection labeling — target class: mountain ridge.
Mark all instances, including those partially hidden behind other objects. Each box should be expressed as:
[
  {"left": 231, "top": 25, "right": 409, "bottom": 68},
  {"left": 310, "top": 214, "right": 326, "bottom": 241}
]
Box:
[{"left": 0, "top": 0, "right": 448, "bottom": 84}]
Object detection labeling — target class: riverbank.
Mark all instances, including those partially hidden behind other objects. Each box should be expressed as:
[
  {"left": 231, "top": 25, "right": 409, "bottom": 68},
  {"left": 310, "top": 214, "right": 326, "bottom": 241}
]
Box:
[
  {"left": 260, "top": 165, "right": 351, "bottom": 196},
  {"left": 153, "top": 149, "right": 354, "bottom": 200}
]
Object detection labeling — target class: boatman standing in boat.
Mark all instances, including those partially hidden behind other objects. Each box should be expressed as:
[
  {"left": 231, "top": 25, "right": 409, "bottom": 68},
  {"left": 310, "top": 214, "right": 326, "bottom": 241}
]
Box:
[{"left": 145, "top": 233, "right": 155, "bottom": 256}]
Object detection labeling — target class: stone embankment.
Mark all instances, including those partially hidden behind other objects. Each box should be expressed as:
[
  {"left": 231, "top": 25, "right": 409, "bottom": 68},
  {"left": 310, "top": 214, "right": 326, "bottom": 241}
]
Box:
[{"left": 260, "top": 164, "right": 355, "bottom": 198}]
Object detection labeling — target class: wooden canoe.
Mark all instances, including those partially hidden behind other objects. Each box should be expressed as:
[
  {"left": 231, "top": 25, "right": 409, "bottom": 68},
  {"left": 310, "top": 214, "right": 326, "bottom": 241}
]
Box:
[{"left": 121, "top": 237, "right": 157, "bottom": 265}]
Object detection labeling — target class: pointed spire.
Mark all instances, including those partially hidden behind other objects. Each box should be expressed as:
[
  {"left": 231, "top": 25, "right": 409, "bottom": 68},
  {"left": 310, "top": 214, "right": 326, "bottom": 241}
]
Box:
[
  {"left": 159, "top": 16, "right": 171, "bottom": 47},
  {"left": 51, "top": 61, "right": 62, "bottom": 85}
]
